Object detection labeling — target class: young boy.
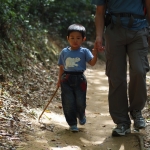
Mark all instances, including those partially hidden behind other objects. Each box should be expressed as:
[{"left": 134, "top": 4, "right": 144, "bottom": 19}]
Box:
[{"left": 57, "top": 24, "right": 98, "bottom": 132}]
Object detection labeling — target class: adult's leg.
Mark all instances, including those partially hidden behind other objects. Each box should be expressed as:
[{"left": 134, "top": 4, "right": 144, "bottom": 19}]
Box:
[
  {"left": 104, "top": 25, "right": 131, "bottom": 125},
  {"left": 127, "top": 28, "right": 149, "bottom": 111}
]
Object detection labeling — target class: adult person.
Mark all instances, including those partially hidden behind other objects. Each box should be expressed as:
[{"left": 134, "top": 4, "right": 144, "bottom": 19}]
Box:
[{"left": 91, "top": 0, "right": 150, "bottom": 136}]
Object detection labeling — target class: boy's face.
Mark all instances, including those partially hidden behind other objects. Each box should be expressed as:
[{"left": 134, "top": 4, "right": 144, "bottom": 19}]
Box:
[{"left": 67, "top": 31, "right": 86, "bottom": 50}]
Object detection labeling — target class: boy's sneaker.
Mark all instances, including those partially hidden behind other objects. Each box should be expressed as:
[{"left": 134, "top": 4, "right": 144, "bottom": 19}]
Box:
[
  {"left": 79, "top": 116, "right": 86, "bottom": 125},
  {"left": 112, "top": 124, "right": 131, "bottom": 136},
  {"left": 69, "top": 125, "right": 79, "bottom": 132},
  {"left": 130, "top": 110, "right": 146, "bottom": 129}
]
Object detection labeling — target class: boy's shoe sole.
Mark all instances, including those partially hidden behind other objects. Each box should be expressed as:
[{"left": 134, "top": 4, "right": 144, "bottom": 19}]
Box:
[
  {"left": 112, "top": 124, "right": 131, "bottom": 136},
  {"left": 69, "top": 125, "right": 79, "bottom": 132}
]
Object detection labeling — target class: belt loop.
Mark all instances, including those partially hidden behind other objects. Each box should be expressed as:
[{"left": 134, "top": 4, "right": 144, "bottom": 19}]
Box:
[
  {"left": 128, "top": 15, "right": 134, "bottom": 28},
  {"left": 116, "top": 15, "right": 121, "bottom": 27},
  {"left": 110, "top": 19, "right": 114, "bottom": 29}
]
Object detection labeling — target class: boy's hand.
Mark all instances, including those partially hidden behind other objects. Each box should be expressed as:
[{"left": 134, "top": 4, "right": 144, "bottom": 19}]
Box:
[{"left": 92, "top": 48, "right": 98, "bottom": 55}]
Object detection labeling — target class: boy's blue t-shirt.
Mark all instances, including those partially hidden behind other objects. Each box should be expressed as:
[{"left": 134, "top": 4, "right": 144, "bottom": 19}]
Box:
[
  {"left": 58, "top": 47, "right": 93, "bottom": 72},
  {"left": 91, "top": 0, "right": 148, "bottom": 30}
]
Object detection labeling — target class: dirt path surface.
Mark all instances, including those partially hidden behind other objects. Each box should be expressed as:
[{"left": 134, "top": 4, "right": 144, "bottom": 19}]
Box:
[{"left": 16, "top": 60, "right": 145, "bottom": 150}]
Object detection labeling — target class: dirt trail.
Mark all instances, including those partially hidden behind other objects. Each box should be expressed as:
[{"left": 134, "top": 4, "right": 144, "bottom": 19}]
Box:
[{"left": 16, "top": 60, "right": 145, "bottom": 150}]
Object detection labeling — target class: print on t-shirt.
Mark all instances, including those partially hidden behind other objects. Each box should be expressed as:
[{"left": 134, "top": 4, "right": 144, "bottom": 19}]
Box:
[{"left": 65, "top": 57, "right": 80, "bottom": 69}]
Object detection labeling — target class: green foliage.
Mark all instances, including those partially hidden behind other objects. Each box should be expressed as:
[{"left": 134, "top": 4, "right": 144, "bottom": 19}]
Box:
[
  {"left": 0, "top": 0, "right": 96, "bottom": 76},
  {"left": 44, "top": 0, "right": 95, "bottom": 39}
]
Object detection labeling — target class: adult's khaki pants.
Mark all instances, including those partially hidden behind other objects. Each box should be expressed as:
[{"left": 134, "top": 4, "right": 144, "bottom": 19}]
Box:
[{"left": 104, "top": 24, "right": 149, "bottom": 125}]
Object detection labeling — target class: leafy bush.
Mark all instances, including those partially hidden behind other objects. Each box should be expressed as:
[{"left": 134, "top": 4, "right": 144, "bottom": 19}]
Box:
[
  {"left": 28, "top": 0, "right": 96, "bottom": 39},
  {"left": 0, "top": 0, "right": 96, "bottom": 76}
]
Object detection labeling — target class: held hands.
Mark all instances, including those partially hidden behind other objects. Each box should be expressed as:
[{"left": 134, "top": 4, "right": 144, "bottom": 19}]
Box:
[
  {"left": 92, "top": 48, "right": 98, "bottom": 55},
  {"left": 94, "top": 36, "right": 105, "bottom": 52}
]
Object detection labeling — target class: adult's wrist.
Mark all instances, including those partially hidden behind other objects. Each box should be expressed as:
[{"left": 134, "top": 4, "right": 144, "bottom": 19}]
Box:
[{"left": 96, "top": 35, "right": 103, "bottom": 38}]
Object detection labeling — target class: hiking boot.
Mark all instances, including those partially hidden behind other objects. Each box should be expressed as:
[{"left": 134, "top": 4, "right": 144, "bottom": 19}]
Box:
[
  {"left": 69, "top": 125, "right": 79, "bottom": 132},
  {"left": 112, "top": 124, "right": 131, "bottom": 136},
  {"left": 130, "top": 110, "right": 146, "bottom": 130},
  {"left": 79, "top": 116, "right": 86, "bottom": 125}
]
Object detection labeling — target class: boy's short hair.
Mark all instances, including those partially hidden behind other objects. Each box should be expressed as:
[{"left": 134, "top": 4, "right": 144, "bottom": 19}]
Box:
[{"left": 67, "top": 24, "right": 86, "bottom": 38}]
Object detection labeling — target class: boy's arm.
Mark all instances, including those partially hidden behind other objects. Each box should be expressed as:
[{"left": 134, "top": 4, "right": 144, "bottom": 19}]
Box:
[
  {"left": 57, "top": 65, "right": 64, "bottom": 87},
  {"left": 88, "top": 49, "right": 98, "bottom": 66}
]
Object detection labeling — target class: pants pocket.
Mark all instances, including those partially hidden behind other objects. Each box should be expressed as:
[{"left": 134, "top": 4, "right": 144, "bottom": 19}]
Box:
[
  {"left": 61, "top": 73, "right": 69, "bottom": 83},
  {"left": 138, "top": 49, "right": 150, "bottom": 72},
  {"left": 80, "top": 75, "right": 87, "bottom": 91},
  {"left": 106, "top": 55, "right": 113, "bottom": 77}
]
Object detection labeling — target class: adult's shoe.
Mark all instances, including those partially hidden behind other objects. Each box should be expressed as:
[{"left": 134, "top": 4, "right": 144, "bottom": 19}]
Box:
[
  {"left": 112, "top": 124, "right": 131, "bottom": 136},
  {"left": 130, "top": 110, "right": 146, "bottom": 129},
  {"left": 69, "top": 125, "right": 79, "bottom": 132}
]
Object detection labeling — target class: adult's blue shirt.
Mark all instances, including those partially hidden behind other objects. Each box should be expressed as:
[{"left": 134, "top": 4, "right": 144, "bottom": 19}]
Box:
[{"left": 91, "top": 0, "right": 148, "bottom": 30}]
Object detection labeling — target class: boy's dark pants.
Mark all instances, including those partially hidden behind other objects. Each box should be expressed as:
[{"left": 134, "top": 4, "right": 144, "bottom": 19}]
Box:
[
  {"left": 61, "top": 73, "right": 87, "bottom": 126},
  {"left": 105, "top": 24, "right": 149, "bottom": 125}
]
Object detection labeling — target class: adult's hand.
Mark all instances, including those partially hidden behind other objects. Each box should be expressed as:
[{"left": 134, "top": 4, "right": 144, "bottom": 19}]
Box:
[{"left": 94, "top": 36, "right": 105, "bottom": 52}]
